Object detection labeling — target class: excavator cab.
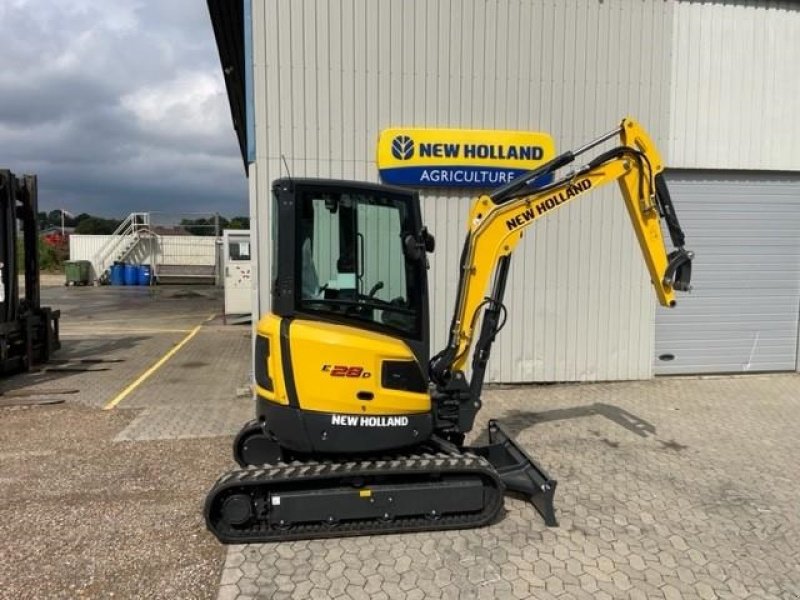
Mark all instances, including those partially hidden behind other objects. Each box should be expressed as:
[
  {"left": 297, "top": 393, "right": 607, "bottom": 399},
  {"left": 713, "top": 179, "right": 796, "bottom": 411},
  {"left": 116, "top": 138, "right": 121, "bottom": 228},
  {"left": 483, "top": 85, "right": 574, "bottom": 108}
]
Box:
[
  {"left": 243, "top": 179, "right": 436, "bottom": 460},
  {"left": 272, "top": 178, "right": 430, "bottom": 358}
]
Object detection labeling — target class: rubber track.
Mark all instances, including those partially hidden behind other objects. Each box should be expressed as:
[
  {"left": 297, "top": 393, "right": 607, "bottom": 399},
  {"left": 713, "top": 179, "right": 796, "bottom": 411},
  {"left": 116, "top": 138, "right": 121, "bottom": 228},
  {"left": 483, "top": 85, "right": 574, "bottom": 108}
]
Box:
[{"left": 205, "top": 451, "right": 505, "bottom": 543}]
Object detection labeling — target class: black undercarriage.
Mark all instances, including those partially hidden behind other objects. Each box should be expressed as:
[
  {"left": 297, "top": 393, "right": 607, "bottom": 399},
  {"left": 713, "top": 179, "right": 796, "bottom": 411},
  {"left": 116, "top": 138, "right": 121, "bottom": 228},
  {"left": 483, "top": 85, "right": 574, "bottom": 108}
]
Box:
[{"left": 204, "top": 417, "right": 556, "bottom": 543}]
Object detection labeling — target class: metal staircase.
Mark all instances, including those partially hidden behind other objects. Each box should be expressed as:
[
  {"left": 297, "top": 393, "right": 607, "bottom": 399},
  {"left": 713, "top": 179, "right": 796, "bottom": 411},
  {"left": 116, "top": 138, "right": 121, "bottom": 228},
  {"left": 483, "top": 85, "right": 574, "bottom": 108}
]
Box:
[{"left": 92, "top": 212, "right": 157, "bottom": 281}]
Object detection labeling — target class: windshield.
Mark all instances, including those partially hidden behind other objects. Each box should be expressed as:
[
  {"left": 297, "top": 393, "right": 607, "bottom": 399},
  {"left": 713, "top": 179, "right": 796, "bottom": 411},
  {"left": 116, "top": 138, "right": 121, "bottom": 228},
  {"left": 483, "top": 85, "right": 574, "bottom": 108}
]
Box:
[{"left": 296, "top": 189, "right": 421, "bottom": 338}]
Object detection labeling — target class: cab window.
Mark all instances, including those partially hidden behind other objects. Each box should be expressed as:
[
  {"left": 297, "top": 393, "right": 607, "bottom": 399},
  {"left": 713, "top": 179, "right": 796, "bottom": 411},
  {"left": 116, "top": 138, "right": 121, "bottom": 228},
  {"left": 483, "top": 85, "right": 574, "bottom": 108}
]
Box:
[{"left": 297, "top": 190, "right": 420, "bottom": 337}]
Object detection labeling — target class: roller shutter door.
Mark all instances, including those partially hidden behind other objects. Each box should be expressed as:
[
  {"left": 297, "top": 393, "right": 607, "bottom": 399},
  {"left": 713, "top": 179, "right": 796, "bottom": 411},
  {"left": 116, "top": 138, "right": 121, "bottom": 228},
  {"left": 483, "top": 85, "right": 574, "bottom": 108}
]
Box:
[{"left": 655, "top": 171, "right": 800, "bottom": 374}]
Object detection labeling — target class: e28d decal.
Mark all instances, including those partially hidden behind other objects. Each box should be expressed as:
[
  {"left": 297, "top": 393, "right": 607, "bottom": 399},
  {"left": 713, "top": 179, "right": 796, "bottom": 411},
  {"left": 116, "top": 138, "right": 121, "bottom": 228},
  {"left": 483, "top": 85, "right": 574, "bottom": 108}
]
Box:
[{"left": 321, "top": 364, "right": 372, "bottom": 378}]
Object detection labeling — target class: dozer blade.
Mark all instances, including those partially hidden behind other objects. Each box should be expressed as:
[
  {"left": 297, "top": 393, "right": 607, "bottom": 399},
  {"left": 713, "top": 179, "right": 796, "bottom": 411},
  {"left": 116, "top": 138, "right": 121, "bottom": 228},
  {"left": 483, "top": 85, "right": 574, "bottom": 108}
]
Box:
[{"left": 469, "top": 419, "right": 558, "bottom": 526}]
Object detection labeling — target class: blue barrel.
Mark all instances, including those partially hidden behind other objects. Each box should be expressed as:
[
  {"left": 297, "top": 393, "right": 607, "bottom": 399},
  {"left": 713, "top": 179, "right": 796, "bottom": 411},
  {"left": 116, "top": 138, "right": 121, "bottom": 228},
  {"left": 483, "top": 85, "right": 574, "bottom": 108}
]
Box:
[
  {"left": 110, "top": 263, "right": 125, "bottom": 286},
  {"left": 123, "top": 264, "right": 138, "bottom": 286},
  {"left": 137, "top": 264, "right": 152, "bottom": 286}
]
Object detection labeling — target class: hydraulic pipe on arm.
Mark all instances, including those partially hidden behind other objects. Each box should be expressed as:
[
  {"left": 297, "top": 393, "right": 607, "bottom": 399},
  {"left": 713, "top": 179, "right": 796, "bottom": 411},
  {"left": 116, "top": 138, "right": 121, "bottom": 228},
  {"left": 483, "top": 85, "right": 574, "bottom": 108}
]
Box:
[{"left": 429, "top": 117, "right": 693, "bottom": 393}]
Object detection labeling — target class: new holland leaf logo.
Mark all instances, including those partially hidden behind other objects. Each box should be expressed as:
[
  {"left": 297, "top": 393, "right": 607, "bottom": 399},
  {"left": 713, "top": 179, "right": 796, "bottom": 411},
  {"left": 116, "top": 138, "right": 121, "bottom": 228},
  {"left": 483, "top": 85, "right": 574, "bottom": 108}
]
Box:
[{"left": 391, "top": 135, "right": 414, "bottom": 160}]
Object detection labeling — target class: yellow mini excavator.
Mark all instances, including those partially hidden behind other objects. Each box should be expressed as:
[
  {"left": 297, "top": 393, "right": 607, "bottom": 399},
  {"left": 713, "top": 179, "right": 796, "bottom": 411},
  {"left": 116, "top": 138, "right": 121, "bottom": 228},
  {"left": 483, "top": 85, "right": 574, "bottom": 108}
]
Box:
[{"left": 205, "top": 118, "right": 693, "bottom": 543}]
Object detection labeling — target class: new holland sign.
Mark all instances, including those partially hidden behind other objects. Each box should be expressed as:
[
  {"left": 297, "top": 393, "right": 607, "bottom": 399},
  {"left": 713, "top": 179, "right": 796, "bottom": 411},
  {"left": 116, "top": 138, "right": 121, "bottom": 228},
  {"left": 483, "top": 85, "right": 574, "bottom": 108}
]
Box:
[{"left": 377, "top": 128, "right": 555, "bottom": 188}]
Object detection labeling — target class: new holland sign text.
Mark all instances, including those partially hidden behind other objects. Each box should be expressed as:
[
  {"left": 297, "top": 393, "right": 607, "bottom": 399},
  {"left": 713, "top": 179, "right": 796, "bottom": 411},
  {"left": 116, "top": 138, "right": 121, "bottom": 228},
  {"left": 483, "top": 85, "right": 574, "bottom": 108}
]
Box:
[{"left": 377, "top": 128, "right": 556, "bottom": 188}]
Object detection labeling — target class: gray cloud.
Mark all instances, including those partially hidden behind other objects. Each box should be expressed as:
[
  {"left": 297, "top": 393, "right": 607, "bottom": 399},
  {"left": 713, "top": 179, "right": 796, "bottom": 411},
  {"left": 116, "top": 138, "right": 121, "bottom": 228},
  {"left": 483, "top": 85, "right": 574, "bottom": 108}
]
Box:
[{"left": 0, "top": 0, "right": 247, "bottom": 218}]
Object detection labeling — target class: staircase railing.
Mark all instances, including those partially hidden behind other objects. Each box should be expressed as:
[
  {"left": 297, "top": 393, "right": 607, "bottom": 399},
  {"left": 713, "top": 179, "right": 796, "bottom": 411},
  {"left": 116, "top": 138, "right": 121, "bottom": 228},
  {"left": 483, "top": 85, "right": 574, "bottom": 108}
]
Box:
[{"left": 92, "top": 212, "right": 151, "bottom": 280}]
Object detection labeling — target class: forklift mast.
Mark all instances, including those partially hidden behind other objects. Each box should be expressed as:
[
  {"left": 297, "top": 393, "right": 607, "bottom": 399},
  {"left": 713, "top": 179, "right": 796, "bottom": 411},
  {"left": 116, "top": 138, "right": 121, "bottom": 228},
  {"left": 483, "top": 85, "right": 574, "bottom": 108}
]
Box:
[{"left": 0, "top": 170, "right": 60, "bottom": 375}]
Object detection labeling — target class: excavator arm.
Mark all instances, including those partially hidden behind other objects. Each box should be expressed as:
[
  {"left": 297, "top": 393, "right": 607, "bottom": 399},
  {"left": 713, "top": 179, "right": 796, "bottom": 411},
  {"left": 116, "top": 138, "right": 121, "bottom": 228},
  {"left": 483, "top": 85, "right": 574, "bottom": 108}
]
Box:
[{"left": 430, "top": 117, "right": 693, "bottom": 389}]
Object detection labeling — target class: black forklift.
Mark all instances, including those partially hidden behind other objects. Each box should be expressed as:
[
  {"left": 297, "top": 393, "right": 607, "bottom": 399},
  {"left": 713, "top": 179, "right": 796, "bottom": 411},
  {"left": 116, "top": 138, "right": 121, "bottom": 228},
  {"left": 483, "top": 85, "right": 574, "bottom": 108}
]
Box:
[{"left": 0, "top": 170, "right": 60, "bottom": 375}]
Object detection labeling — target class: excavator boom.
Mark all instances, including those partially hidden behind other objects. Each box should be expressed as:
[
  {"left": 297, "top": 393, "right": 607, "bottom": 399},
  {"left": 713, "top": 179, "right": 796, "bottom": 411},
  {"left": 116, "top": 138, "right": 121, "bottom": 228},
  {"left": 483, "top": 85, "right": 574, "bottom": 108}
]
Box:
[{"left": 431, "top": 117, "right": 693, "bottom": 381}]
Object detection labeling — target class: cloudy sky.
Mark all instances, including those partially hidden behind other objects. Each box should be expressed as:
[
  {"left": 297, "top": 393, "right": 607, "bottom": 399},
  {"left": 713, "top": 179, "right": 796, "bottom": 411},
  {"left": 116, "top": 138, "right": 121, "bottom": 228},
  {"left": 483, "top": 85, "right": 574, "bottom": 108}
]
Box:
[{"left": 0, "top": 0, "right": 247, "bottom": 218}]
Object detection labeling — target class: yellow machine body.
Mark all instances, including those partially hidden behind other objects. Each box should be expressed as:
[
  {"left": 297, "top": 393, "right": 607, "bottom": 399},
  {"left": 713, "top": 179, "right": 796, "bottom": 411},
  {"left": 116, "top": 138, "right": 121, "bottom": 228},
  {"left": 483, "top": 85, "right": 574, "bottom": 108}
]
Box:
[{"left": 254, "top": 313, "right": 430, "bottom": 416}]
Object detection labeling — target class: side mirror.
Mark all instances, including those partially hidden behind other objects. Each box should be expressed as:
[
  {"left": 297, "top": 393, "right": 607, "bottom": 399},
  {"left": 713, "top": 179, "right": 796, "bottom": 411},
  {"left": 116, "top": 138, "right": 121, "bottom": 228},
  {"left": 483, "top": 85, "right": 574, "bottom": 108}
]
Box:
[
  {"left": 423, "top": 228, "right": 435, "bottom": 253},
  {"left": 323, "top": 194, "right": 339, "bottom": 213},
  {"left": 404, "top": 229, "right": 435, "bottom": 261},
  {"left": 403, "top": 234, "right": 424, "bottom": 261}
]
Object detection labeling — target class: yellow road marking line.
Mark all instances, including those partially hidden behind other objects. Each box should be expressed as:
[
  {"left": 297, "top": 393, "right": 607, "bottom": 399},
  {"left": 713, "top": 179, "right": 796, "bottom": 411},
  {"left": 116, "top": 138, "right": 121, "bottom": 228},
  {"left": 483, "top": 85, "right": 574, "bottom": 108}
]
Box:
[
  {"left": 82, "top": 317, "right": 211, "bottom": 324},
  {"left": 61, "top": 328, "right": 194, "bottom": 335},
  {"left": 102, "top": 323, "right": 205, "bottom": 411}
]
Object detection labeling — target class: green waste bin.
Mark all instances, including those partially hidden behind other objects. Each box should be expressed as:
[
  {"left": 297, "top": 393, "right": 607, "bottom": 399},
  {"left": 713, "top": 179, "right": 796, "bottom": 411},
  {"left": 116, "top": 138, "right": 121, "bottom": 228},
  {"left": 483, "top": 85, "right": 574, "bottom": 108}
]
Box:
[{"left": 64, "top": 260, "right": 91, "bottom": 286}]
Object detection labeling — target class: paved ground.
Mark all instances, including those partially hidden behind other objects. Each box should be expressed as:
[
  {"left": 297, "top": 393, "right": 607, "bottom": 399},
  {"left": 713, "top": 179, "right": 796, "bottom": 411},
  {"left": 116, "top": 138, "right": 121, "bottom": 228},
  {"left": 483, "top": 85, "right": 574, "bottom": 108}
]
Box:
[
  {"left": 2, "top": 281, "right": 799, "bottom": 599},
  {"left": 218, "top": 375, "right": 800, "bottom": 600},
  {"left": 114, "top": 325, "right": 252, "bottom": 441},
  {"left": 0, "top": 283, "right": 246, "bottom": 599},
  {"left": 2, "top": 285, "right": 233, "bottom": 408},
  {"left": 0, "top": 403, "right": 231, "bottom": 599}
]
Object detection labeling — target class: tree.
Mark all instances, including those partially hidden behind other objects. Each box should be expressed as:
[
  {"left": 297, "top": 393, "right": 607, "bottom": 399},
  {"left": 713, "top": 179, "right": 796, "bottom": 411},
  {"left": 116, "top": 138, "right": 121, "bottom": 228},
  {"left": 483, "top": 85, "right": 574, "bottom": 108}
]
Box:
[
  {"left": 180, "top": 217, "right": 217, "bottom": 236},
  {"left": 46, "top": 210, "right": 61, "bottom": 227},
  {"left": 43, "top": 209, "right": 81, "bottom": 228},
  {"left": 178, "top": 215, "right": 247, "bottom": 236},
  {"left": 74, "top": 217, "right": 121, "bottom": 235},
  {"left": 228, "top": 216, "right": 250, "bottom": 230}
]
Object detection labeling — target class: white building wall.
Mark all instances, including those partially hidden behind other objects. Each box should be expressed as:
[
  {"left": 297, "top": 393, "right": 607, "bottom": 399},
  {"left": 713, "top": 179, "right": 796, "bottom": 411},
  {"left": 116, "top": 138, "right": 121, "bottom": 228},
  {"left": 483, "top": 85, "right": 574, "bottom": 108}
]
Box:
[
  {"left": 251, "top": 0, "right": 675, "bottom": 382},
  {"left": 669, "top": 1, "right": 800, "bottom": 170},
  {"left": 157, "top": 236, "right": 218, "bottom": 266},
  {"left": 69, "top": 235, "right": 217, "bottom": 279}
]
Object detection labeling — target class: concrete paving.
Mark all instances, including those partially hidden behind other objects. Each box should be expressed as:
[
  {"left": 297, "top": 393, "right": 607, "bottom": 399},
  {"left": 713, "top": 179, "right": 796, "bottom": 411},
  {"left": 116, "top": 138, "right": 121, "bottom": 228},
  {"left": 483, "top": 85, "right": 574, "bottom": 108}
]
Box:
[
  {"left": 0, "top": 403, "right": 231, "bottom": 600},
  {"left": 114, "top": 325, "right": 252, "bottom": 441},
  {"left": 0, "top": 283, "right": 241, "bottom": 599},
  {"left": 2, "top": 285, "right": 228, "bottom": 408},
  {"left": 217, "top": 375, "right": 800, "bottom": 600}
]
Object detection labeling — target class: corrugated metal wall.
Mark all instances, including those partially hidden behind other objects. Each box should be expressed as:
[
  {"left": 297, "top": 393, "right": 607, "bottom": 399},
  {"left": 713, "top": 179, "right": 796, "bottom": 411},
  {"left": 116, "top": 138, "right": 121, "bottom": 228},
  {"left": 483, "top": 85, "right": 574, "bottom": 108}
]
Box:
[
  {"left": 663, "top": 1, "right": 800, "bottom": 375},
  {"left": 669, "top": 1, "right": 800, "bottom": 170},
  {"left": 655, "top": 171, "right": 800, "bottom": 374},
  {"left": 250, "top": 0, "right": 674, "bottom": 382},
  {"left": 70, "top": 235, "right": 216, "bottom": 278}
]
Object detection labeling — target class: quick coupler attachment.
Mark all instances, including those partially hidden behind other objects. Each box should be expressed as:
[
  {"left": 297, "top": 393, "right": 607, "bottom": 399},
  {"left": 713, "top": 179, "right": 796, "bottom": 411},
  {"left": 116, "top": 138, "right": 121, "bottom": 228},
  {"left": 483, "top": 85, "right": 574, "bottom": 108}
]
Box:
[
  {"left": 469, "top": 419, "right": 558, "bottom": 526},
  {"left": 664, "top": 248, "right": 694, "bottom": 294}
]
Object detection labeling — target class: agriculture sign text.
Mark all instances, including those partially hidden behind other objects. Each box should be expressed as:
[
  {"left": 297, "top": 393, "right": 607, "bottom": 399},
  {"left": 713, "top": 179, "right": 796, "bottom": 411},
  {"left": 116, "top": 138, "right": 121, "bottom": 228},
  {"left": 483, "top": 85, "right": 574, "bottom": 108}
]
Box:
[{"left": 377, "top": 128, "right": 555, "bottom": 188}]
